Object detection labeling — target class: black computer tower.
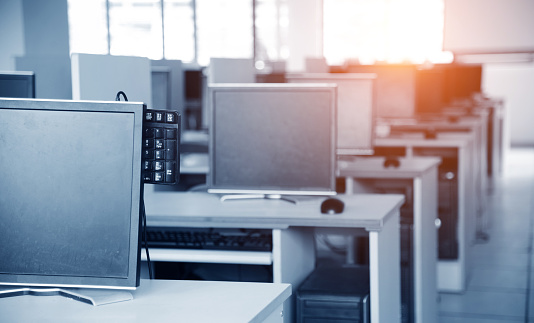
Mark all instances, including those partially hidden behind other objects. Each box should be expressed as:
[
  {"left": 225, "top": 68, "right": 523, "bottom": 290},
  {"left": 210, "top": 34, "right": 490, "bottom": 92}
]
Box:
[{"left": 296, "top": 265, "right": 370, "bottom": 323}]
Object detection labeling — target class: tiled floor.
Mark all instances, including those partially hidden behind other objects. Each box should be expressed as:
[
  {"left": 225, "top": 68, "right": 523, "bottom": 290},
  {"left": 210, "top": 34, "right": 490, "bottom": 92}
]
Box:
[{"left": 438, "top": 148, "right": 534, "bottom": 322}]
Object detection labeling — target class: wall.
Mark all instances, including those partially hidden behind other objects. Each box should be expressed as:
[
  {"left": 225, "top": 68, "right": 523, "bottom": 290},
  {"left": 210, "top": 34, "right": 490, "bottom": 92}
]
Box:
[
  {"left": 0, "top": 0, "right": 25, "bottom": 70},
  {"left": 483, "top": 61, "right": 534, "bottom": 147}
]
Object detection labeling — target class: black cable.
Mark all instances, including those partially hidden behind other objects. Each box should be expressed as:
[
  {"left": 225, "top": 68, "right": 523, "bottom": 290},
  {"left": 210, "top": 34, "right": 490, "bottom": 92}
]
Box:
[
  {"left": 115, "top": 91, "right": 128, "bottom": 101},
  {"left": 142, "top": 197, "right": 153, "bottom": 280}
]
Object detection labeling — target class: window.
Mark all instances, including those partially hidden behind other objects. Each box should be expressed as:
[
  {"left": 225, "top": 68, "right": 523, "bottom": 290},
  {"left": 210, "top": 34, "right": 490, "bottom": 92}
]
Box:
[
  {"left": 108, "top": 0, "right": 164, "bottom": 59},
  {"left": 195, "top": 0, "right": 253, "bottom": 66},
  {"left": 254, "top": 0, "right": 289, "bottom": 64},
  {"left": 323, "top": 0, "right": 453, "bottom": 65},
  {"left": 68, "top": 0, "right": 451, "bottom": 66},
  {"left": 163, "top": 0, "right": 195, "bottom": 62},
  {"left": 67, "top": 0, "right": 108, "bottom": 55}
]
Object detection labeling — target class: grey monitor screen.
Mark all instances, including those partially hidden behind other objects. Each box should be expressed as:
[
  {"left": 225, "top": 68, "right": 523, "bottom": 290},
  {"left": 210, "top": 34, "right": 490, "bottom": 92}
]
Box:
[
  {"left": 286, "top": 73, "right": 376, "bottom": 156},
  {"left": 207, "top": 84, "right": 337, "bottom": 196},
  {"left": 0, "top": 98, "right": 144, "bottom": 290}
]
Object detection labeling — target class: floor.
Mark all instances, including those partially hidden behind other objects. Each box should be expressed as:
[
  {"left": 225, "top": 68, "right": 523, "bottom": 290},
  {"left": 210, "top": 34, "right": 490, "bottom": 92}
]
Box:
[{"left": 438, "top": 148, "right": 534, "bottom": 322}]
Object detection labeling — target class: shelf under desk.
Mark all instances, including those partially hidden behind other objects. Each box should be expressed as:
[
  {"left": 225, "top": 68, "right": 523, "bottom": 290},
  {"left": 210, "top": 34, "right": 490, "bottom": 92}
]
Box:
[{"left": 143, "top": 190, "right": 404, "bottom": 323}]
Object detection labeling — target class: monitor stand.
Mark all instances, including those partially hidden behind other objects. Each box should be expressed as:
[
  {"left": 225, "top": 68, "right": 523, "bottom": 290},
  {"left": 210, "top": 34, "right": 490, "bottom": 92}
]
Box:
[
  {"left": 0, "top": 286, "right": 133, "bottom": 306},
  {"left": 219, "top": 194, "right": 300, "bottom": 204}
]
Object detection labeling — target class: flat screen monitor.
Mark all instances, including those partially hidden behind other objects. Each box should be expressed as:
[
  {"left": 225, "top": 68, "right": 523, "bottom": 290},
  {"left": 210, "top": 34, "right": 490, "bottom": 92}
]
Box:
[
  {"left": 207, "top": 84, "right": 337, "bottom": 198},
  {"left": 442, "top": 64, "right": 482, "bottom": 104},
  {"left": 286, "top": 73, "right": 376, "bottom": 156},
  {"left": 0, "top": 71, "right": 35, "bottom": 99},
  {"left": 345, "top": 64, "right": 417, "bottom": 118},
  {"left": 0, "top": 98, "right": 144, "bottom": 302},
  {"left": 414, "top": 68, "right": 444, "bottom": 115}
]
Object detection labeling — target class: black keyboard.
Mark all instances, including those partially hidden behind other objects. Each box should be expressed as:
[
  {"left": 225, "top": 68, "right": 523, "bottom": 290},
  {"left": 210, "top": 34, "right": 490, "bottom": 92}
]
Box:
[
  {"left": 145, "top": 227, "right": 272, "bottom": 252},
  {"left": 142, "top": 109, "right": 181, "bottom": 184}
]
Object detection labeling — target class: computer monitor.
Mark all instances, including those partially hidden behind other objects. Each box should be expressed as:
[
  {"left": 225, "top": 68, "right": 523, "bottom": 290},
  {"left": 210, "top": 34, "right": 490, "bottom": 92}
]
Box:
[
  {"left": 0, "top": 71, "right": 35, "bottom": 98},
  {"left": 286, "top": 73, "right": 376, "bottom": 156},
  {"left": 345, "top": 64, "right": 417, "bottom": 118},
  {"left": 442, "top": 64, "right": 483, "bottom": 104},
  {"left": 207, "top": 84, "right": 337, "bottom": 199},
  {"left": 0, "top": 98, "right": 144, "bottom": 304}
]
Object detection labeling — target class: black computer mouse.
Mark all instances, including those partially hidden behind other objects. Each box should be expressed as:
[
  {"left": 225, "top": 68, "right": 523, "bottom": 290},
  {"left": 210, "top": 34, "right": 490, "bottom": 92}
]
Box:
[{"left": 320, "top": 197, "right": 345, "bottom": 214}]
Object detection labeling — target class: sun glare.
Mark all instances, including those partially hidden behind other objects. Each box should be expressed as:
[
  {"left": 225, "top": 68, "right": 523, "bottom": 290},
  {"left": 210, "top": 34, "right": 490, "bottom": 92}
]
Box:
[{"left": 324, "top": 0, "right": 453, "bottom": 65}]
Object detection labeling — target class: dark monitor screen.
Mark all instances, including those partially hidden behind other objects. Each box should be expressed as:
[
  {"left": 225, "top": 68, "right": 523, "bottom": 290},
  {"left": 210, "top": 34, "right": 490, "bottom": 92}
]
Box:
[
  {"left": 207, "top": 84, "right": 337, "bottom": 196},
  {"left": 0, "top": 98, "right": 144, "bottom": 290},
  {"left": 286, "top": 73, "right": 376, "bottom": 156},
  {"left": 184, "top": 70, "right": 203, "bottom": 100},
  {"left": 415, "top": 68, "right": 444, "bottom": 115},
  {"left": 441, "top": 64, "right": 483, "bottom": 104},
  {"left": 0, "top": 72, "right": 35, "bottom": 99}
]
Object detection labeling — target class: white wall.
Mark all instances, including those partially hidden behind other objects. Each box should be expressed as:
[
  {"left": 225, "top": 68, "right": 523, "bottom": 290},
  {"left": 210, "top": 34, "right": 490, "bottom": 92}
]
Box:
[
  {"left": 483, "top": 62, "right": 534, "bottom": 147},
  {"left": 0, "top": 0, "right": 25, "bottom": 70}
]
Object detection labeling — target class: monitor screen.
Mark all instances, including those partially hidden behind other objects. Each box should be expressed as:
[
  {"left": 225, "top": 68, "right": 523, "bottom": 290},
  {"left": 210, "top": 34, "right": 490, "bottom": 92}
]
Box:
[
  {"left": 345, "top": 64, "right": 417, "bottom": 118},
  {"left": 0, "top": 98, "right": 144, "bottom": 290},
  {"left": 0, "top": 71, "right": 35, "bottom": 99},
  {"left": 207, "top": 84, "right": 337, "bottom": 196},
  {"left": 286, "top": 73, "right": 376, "bottom": 156},
  {"left": 442, "top": 64, "right": 483, "bottom": 104}
]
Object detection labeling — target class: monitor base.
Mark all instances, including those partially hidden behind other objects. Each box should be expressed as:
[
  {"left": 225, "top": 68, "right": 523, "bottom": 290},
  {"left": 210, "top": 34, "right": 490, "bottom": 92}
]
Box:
[
  {"left": 219, "top": 194, "right": 299, "bottom": 204},
  {"left": 0, "top": 286, "right": 133, "bottom": 306}
]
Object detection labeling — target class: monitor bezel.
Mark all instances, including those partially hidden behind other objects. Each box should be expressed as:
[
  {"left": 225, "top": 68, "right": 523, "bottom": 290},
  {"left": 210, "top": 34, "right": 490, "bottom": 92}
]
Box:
[
  {"left": 206, "top": 83, "right": 338, "bottom": 197},
  {"left": 0, "top": 71, "right": 36, "bottom": 99},
  {"left": 286, "top": 73, "right": 377, "bottom": 156},
  {"left": 0, "top": 98, "right": 144, "bottom": 290}
]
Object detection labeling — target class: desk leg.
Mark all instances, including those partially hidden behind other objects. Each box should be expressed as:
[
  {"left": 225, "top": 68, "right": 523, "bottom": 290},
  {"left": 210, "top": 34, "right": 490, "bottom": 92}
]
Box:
[
  {"left": 272, "top": 227, "right": 315, "bottom": 323},
  {"left": 369, "top": 210, "right": 400, "bottom": 323}
]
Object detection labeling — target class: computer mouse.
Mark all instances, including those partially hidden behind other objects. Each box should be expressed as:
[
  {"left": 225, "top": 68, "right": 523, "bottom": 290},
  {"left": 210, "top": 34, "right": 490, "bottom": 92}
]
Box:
[{"left": 320, "top": 198, "right": 345, "bottom": 215}]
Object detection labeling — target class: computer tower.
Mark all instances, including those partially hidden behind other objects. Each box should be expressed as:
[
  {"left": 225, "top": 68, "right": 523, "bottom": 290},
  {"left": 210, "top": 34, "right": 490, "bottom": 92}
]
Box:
[
  {"left": 296, "top": 266, "right": 370, "bottom": 323},
  {"left": 373, "top": 146, "right": 460, "bottom": 260},
  {"left": 412, "top": 147, "right": 459, "bottom": 259}
]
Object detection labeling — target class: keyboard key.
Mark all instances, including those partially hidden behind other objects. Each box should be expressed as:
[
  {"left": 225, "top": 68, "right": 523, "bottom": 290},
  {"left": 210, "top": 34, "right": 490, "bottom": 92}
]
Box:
[
  {"left": 155, "top": 112, "right": 164, "bottom": 122},
  {"left": 165, "top": 146, "right": 176, "bottom": 160},
  {"left": 154, "top": 172, "right": 164, "bottom": 182},
  {"left": 155, "top": 139, "right": 164, "bottom": 149},
  {"left": 154, "top": 128, "right": 164, "bottom": 139},
  {"left": 154, "top": 161, "right": 164, "bottom": 171},
  {"left": 144, "top": 139, "right": 154, "bottom": 148},
  {"left": 165, "top": 128, "right": 176, "bottom": 139},
  {"left": 155, "top": 150, "right": 164, "bottom": 160},
  {"left": 145, "top": 111, "right": 154, "bottom": 122},
  {"left": 144, "top": 160, "right": 152, "bottom": 170},
  {"left": 143, "top": 172, "right": 153, "bottom": 182},
  {"left": 165, "top": 161, "right": 175, "bottom": 183},
  {"left": 166, "top": 113, "right": 177, "bottom": 123},
  {"left": 144, "top": 128, "right": 154, "bottom": 138},
  {"left": 144, "top": 149, "right": 154, "bottom": 159}
]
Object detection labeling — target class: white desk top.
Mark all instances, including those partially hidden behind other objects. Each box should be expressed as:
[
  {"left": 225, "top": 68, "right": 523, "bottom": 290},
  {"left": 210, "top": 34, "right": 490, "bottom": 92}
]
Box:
[
  {"left": 144, "top": 191, "right": 404, "bottom": 231},
  {"left": 0, "top": 279, "right": 291, "bottom": 323},
  {"left": 337, "top": 156, "right": 441, "bottom": 179},
  {"left": 375, "top": 131, "right": 474, "bottom": 148}
]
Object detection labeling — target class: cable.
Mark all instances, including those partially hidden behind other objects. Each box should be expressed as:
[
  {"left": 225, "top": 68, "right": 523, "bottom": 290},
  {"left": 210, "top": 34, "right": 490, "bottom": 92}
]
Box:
[
  {"left": 115, "top": 91, "right": 128, "bottom": 102},
  {"left": 142, "top": 196, "right": 153, "bottom": 280},
  {"left": 116, "top": 89, "right": 150, "bottom": 278}
]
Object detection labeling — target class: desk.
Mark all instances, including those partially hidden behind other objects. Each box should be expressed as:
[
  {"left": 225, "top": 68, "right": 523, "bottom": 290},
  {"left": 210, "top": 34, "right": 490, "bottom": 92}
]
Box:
[
  {"left": 338, "top": 156, "right": 439, "bottom": 323},
  {"left": 0, "top": 279, "right": 291, "bottom": 322},
  {"left": 375, "top": 132, "right": 476, "bottom": 293},
  {"left": 143, "top": 190, "right": 404, "bottom": 323}
]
